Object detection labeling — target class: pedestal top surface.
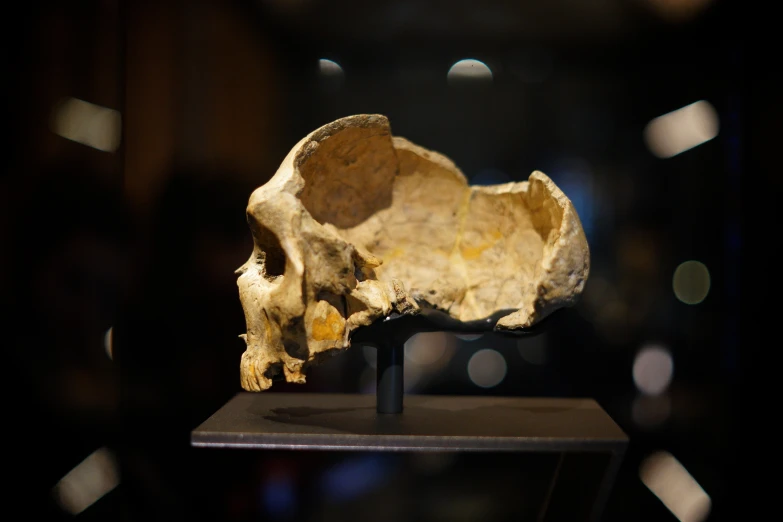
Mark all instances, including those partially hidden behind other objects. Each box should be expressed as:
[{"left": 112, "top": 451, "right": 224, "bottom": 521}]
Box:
[{"left": 191, "top": 392, "right": 628, "bottom": 452}]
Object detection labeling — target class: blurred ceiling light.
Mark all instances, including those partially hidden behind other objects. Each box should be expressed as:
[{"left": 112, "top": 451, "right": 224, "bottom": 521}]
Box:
[
  {"left": 517, "top": 335, "right": 547, "bottom": 365},
  {"left": 467, "top": 349, "right": 507, "bottom": 388},
  {"left": 644, "top": 100, "right": 718, "bottom": 158},
  {"left": 639, "top": 451, "right": 711, "bottom": 522},
  {"left": 633, "top": 344, "right": 674, "bottom": 396},
  {"left": 104, "top": 327, "right": 113, "bottom": 361},
  {"left": 52, "top": 447, "right": 120, "bottom": 515},
  {"left": 673, "top": 260, "right": 711, "bottom": 304},
  {"left": 447, "top": 59, "right": 493, "bottom": 84},
  {"left": 642, "top": 0, "right": 714, "bottom": 23},
  {"left": 318, "top": 58, "right": 344, "bottom": 77},
  {"left": 405, "top": 332, "right": 449, "bottom": 366},
  {"left": 51, "top": 97, "right": 121, "bottom": 153}
]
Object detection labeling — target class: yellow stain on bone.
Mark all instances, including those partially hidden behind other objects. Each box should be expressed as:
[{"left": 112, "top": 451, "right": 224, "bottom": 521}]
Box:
[
  {"left": 460, "top": 230, "right": 503, "bottom": 260},
  {"left": 311, "top": 309, "right": 346, "bottom": 341},
  {"left": 263, "top": 319, "right": 274, "bottom": 340},
  {"left": 382, "top": 247, "right": 406, "bottom": 260},
  {"left": 460, "top": 244, "right": 490, "bottom": 260}
]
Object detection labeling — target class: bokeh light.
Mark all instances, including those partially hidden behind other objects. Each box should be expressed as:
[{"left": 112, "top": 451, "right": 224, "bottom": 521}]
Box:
[
  {"left": 673, "top": 260, "right": 711, "bottom": 304},
  {"left": 467, "top": 349, "right": 507, "bottom": 388},
  {"left": 51, "top": 97, "right": 121, "bottom": 152},
  {"left": 447, "top": 59, "right": 493, "bottom": 84},
  {"left": 404, "top": 332, "right": 450, "bottom": 367},
  {"left": 359, "top": 334, "right": 451, "bottom": 394},
  {"left": 639, "top": 451, "right": 711, "bottom": 522},
  {"left": 52, "top": 447, "right": 120, "bottom": 515},
  {"left": 104, "top": 326, "right": 114, "bottom": 361},
  {"left": 644, "top": 100, "right": 718, "bottom": 158},
  {"left": 318, "top": 58, "right": 343, "bottom": 77},
  {"left": 633, "top": 344, "right": 674, "bottom": 396},
  {"left": 318, "top": 58, "right": 344, "bottom": 91}
]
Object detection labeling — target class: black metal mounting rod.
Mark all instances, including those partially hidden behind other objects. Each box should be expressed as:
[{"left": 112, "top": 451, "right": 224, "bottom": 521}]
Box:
[
  {"left": 353, "top": 307, "right": 555, "bottom": 415},
  {"left": 376, "top": 343, "right": 404, "bottom": 414}
]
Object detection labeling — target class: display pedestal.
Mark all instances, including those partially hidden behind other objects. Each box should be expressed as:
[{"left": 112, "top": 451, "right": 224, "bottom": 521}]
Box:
[
  {"left": 192, "top": 392, "right": 627, "bottom": 521},
  {"left": 192, "top": 309, "right": 626, "bottom": 520}
]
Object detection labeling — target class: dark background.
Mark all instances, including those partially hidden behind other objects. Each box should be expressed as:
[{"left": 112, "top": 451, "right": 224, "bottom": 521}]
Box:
[{"left": 1, "top": 0, "right": 759, "bottom": 520}]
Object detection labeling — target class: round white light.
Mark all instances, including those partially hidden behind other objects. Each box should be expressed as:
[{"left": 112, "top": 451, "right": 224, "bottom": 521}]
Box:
[
  {"left": 467, "top": 349, "right": 507, "bottom": 388},
  {"left": 318, "top": 58, "right": 344, "bottom": 77},
  {"left": 447, "top": 59, "right": 493, "bottom": 84},
  {"left": 633, "top": 344, "right": 674, "bottom": 396}
]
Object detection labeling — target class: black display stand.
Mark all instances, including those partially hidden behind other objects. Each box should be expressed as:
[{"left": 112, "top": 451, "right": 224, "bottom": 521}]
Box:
[
  {"left": 192, "top": 309, "right": 628, "bottom": 521},
  {"left": 356, "top": 307, "right": 550, "bottom": 415}
]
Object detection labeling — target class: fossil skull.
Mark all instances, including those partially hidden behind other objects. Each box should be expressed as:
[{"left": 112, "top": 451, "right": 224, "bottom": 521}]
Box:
[{"left": 236, "top": 115, "right": 589, "bottom": 391}]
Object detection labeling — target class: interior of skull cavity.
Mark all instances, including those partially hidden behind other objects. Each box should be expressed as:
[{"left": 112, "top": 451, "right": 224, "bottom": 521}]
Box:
[
  {"left": 298, "top": 125, "right": 397, "bottom": 229},
  {"left": 295, "top": 122, "right": 564, "bottom": 323}
]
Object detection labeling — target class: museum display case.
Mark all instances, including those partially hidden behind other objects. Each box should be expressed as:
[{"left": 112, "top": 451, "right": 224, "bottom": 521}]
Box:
[{"left": 5, "top": 1, "right": 744, "bottom": 521}]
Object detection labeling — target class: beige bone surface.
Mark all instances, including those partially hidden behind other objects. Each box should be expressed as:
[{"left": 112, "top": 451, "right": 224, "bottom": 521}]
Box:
[{"left": 237, "top": 114, "right": 589, "bottom": 391}]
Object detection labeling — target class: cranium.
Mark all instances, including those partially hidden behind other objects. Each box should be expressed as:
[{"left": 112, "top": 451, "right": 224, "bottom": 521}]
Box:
[{"left": 236, "top": 115, "right": 589, "bottom": 391}]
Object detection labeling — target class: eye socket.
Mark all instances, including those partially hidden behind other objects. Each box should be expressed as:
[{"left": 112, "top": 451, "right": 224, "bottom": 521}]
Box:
[{"left": 248, "top": 219, "right": 286, "bottom": 279}]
